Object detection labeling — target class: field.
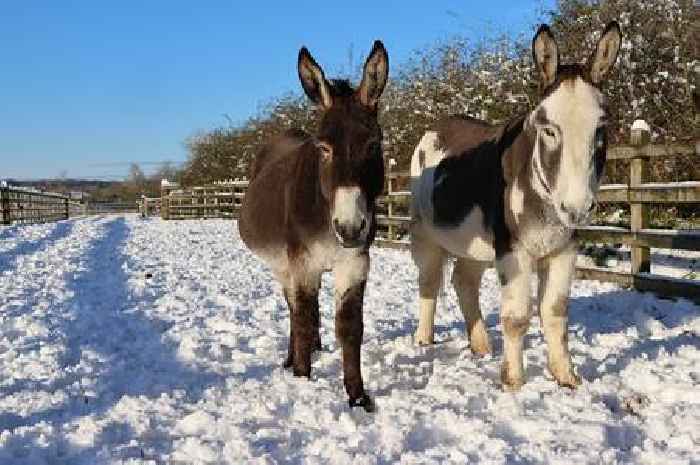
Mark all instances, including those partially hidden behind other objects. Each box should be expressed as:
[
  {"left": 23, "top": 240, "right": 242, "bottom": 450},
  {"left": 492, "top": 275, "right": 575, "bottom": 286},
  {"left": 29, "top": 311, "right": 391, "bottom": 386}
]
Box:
[{"left": 0, "top": 216, "right": 698, "bottom": 464}]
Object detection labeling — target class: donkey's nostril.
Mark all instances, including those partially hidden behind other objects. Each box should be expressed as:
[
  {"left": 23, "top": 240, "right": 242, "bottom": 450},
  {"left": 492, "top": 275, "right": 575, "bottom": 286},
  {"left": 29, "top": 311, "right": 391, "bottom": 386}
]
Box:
[{"left": 360, "top": 219, "right": 367, "bottom": 231}]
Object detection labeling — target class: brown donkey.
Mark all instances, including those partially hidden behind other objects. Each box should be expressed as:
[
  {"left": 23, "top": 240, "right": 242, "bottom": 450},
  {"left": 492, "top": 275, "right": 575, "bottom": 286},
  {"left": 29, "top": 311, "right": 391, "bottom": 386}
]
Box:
[{"left": 239, "top": 41, "right": 389, "bottom": 411}]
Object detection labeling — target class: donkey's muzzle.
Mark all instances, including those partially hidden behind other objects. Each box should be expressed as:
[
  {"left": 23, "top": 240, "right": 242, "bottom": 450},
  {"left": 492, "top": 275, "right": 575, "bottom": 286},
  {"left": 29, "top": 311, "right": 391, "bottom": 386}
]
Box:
[
  {"left": 560, "top": 202, "right": 593, "bottom": 226},
  {"left": 333, "top": 218, "right": 367, "bottom": 248}
]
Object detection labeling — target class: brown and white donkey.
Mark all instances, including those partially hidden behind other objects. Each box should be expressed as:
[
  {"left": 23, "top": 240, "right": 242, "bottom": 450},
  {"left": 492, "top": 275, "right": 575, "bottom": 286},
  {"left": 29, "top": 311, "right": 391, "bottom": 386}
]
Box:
[
  {"left": 409, "top": 23, "right": 621, "bottom": 389},
  {"left": 239, "top": 41, "right": 389, "bottom": 411}
]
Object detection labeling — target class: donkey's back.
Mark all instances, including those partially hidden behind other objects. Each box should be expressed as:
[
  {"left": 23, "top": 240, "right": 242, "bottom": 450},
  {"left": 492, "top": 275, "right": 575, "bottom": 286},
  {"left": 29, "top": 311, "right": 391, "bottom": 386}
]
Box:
[
  {"left": 249, "top": 128, "right": 309, "bottom": 181},
  {"left": 239, "top": 130, "right": 310, "bottom": 261}
]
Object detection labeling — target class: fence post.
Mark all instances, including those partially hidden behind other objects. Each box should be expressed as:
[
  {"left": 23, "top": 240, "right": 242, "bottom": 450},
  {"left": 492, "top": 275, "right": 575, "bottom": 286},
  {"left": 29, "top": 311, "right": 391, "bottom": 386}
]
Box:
[
  {"left": 387, "top": 166, "right": 395, "bottom": 241},
  {"left": 630, "top": 120, "right": 651, "bottom": 276},
  {"left": 161, "top": 180, "right": 170, "bottom": 220},
  {"left": 64, "top": 197, "right": 70, "bottom": 220},
  {"left": 0, "top": 187, "right": 10, "bottom": 225}
]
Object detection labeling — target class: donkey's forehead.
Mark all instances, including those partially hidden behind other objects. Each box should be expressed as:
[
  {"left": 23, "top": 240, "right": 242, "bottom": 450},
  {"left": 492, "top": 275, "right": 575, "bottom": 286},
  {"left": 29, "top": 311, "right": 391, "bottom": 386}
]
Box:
[
  {"left": 538, "top": 77, "right": 606, "bottom": 128},
  {"left": 319, "top": 106, "right": 379, "bottom": 141}
]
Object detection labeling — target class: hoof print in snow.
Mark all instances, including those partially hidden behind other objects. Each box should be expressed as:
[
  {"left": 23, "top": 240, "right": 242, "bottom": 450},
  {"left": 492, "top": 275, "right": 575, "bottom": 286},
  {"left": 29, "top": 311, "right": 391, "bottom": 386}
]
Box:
[
  {"left": 144, "top": 272, "right": 153, "bottom": 279},
  {"left": 349, "top": 394, "right": 375, "bottom": 413}
]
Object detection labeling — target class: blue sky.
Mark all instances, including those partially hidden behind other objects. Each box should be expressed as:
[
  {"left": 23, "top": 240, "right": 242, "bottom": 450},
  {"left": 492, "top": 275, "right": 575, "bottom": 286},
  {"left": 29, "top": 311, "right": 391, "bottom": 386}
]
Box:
[{"left": 0, "top": 1, "right": 554, "bottom": 180}]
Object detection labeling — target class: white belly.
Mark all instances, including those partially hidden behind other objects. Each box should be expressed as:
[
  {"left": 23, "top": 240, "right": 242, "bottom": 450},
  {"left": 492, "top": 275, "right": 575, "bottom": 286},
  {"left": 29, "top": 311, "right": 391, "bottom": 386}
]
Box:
[
  {"left": 428, "top": 208, "right": 495, "bottom": 261},
  {"left": 411, "top": 131, "right": 495, "bottom": 262}
]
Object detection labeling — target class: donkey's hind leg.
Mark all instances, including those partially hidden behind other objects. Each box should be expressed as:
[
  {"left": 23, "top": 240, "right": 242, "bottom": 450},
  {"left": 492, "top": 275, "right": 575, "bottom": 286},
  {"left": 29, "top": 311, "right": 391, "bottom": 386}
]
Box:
[
  {"left": 537, "top": 243, "right": 581, "bottom": 388},
  {"left": 410, "top": 231, "right": 446, "bottom": 345},
  {"left": 452, "top": 259, "right": 491, "bottom": 355}
]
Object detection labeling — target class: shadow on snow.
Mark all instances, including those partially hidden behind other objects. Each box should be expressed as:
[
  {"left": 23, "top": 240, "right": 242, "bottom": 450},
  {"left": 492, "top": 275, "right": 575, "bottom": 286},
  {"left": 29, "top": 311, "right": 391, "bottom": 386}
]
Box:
[
  {"left": 0, "top": 221, "right": 74, "bottom": 272},
  {"left": 0, "top": 217, "right": 227, "bottom": 462}
]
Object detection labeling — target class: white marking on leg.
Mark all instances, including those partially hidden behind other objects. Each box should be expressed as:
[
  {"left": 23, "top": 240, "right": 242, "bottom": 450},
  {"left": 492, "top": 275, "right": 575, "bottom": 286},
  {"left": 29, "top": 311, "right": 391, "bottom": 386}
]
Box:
[
  {"left": 537, "top": 243, "right": 581, "bottom": 387},
  {"left": 497, "top": 248, "right": 533, "bottom": 389},
  {"left": 411, "top": 229, "right": 445, "bottom": 345},
  {"left": 452, "top": 259, "right": 491, "bottom": 355}
]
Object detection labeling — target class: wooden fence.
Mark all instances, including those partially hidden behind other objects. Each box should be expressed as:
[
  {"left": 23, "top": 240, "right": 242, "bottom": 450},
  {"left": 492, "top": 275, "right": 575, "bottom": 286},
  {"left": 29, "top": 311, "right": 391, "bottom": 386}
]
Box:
[
  {"left": 0, "top": 187, "right": 76, "bottom": 225},
  {"left": 158, "top": 180, "right": 247, "bottom": 220},
  {"left": 0, "top": 187, "right": 142, "bottom": 225},
  {"left": 155, "top": 124, "right": 698, "bottom": 301},
  {"left": 373, "top": 125, "right": 700, "bottom": 302}
]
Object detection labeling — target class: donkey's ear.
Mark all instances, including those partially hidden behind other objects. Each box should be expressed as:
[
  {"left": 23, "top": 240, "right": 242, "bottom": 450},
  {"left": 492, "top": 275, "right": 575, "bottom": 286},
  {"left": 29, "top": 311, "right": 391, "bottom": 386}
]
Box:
[
  {"left": 357, "top": 40, "right": 389, "bottom": 109},
  {"left": 589, "top": 21, "right": 622, "bottom": 85},
  {"left": 532, "top": 24, "right": 559, "bottom": 90},
  {"left": 298, "top": 47, "right": 332, "bottom": 109}
]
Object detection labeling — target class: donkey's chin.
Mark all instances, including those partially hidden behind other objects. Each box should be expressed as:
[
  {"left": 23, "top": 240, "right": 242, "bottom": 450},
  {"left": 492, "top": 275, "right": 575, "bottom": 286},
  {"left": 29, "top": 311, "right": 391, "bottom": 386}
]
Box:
[
  {"left": 335, "top": 235, "right": 366, "bottom": 249},
  {"left": 332, "top": 230, "right": 365, "bottom": 249},
  {"left": 340, "top": 239, "right": 365, "bottom": 249},
  {"left": 555, "top": 208, "right": 592, "bottom": 229}
]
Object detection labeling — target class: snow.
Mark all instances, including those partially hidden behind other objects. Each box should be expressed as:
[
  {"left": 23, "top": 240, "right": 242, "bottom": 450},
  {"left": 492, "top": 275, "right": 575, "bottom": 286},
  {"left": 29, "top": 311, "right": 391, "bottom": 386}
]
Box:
[
  {"left": 631, "top": 119, "right": 651, "bottom": 132},
  {"left": 577, "top": 245, "right": 698, "bottom": 279},
  {"left": 1, "top": 216, "right": 698, "bottom": 464}
]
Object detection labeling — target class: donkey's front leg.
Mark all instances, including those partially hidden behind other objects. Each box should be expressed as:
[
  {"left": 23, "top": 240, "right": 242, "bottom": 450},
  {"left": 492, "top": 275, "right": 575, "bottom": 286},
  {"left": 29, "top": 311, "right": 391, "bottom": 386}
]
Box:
[
  {"left": 496, "top": 248, "right": 533, "bottom": 390},
  {"left": 287, "top": 275, "right": 321, "bottom": 378},
  {"left": 334, "top": 251, "right": 372, "bottom": 411},
  {"left": 537, "top": 243, "right": 581, "bottom": 387}
]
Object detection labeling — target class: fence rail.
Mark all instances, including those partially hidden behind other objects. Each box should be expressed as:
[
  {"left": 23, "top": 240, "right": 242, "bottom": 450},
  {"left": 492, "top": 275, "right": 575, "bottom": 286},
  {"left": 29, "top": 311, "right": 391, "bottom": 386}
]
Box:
[
  {"left": 0, "top": 187, "right": 74, "bottom": 225},
  {"left": 153, "top": 124, "right": 699, "bottom": 301},
  {"left": 0, "top": 187, "right": 141, "bottom": 225}
]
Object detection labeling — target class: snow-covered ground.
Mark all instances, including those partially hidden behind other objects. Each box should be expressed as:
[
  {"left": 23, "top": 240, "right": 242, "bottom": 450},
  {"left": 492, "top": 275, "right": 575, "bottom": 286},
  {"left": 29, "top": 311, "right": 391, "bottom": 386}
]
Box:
[
  {"left": 577, "top": 246, "right": 699, "bottom": 280},
  {"left": 0, "top": 216, "right": 698, "bottom": 465}
]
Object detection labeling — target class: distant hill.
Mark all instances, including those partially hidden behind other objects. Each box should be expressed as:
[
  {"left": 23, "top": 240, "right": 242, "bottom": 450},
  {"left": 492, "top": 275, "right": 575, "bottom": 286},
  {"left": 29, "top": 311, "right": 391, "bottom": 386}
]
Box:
[{"left": 4, "top": 179, "right": 119, "bottom": 194}]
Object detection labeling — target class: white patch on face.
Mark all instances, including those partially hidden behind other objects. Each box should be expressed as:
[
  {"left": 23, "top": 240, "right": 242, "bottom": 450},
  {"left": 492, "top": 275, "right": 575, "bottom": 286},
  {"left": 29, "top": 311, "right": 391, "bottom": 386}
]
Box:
[
  {"left": 534, "top": 77, "right": 605, "bottom": 226},
  {"left": 332, "top": 186, "right": 369, "bottom": 243}
]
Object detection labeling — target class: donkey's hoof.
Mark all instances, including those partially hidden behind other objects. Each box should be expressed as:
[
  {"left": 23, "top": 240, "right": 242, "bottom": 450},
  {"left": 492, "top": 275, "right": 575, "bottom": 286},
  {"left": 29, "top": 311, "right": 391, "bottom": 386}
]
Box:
[
  {"left": 414, "top": 332, "right": 434, "bottom": 346},
  {"left": 349, "top": 394, "right": 375, "bottom": 413},
  {"left": 469, "top": 325, "right": 492, "bottom": 356},
  {"left": 501, "top": 367, "right": 525, "bottom": 391},
  {"left": 548, "top": 361, "right": 582, "bottom": 388},
  {"left": 283, "top": 355, "right": 293, "bottom": 369},
  {"left": 470, "top": 338, "right": 492, "bottom": 357},
  {"left": 502, "top": 380, "right": 525, "bottom": 392},
  {"left": 554, "top": 371, "right": 582, "bottom": 389},
  {"left": 292, "top": 365, "right": 311, "bottom": 378}
]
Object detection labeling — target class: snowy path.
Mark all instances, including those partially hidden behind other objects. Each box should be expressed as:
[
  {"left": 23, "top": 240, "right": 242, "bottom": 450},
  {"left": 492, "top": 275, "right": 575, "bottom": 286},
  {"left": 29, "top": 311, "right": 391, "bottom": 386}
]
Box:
[{"left": 0, "top": 216, "right": 698, "bottom": 464}]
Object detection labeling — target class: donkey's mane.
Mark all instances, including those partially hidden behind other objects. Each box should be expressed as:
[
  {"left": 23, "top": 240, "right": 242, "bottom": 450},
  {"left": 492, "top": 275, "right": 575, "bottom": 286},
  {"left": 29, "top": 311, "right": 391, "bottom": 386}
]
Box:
[
  {"left": 542, "top": 63, "right": 591, "bottom": 96},
  {"left": 328, "top": 79, "right": 356, "bottom": 97}
]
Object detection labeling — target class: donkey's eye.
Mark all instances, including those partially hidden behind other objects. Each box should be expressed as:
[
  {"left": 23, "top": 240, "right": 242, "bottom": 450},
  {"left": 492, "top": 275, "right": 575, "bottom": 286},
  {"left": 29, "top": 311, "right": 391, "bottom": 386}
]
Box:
[
  {"left": 317, "top": 142, "right": 333, "bottom": 160},
  {"left": 595, "top": 127, "right": 606, "bottom": 149},
  {"left": 542, "top": 127, "right": 557, "bottom": 139}
]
